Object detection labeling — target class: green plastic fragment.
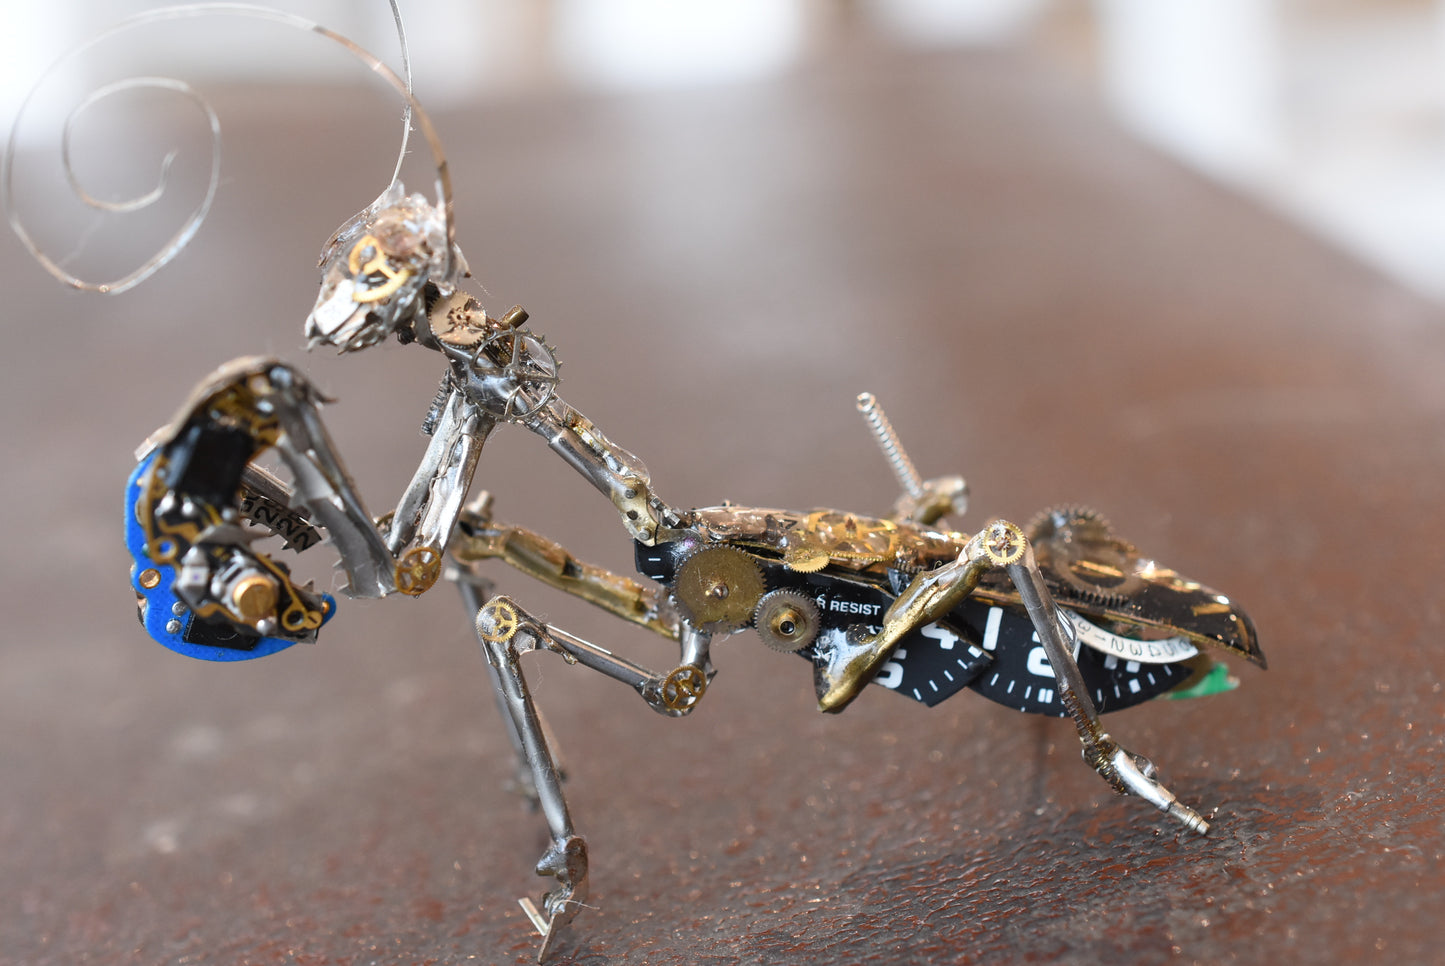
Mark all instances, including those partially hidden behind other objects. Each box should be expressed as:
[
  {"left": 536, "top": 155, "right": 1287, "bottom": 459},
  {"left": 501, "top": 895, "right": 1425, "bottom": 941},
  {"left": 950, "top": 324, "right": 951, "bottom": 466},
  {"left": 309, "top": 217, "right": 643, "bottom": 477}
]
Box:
[{"left": 1165, "top": 661, "right": 1238, "bottom": 700}]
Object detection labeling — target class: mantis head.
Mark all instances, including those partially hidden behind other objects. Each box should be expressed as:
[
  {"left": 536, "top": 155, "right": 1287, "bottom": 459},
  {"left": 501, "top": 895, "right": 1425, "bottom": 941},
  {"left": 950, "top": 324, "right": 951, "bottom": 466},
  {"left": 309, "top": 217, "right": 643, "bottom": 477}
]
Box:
[{"left": 305, "top": 183, "right": 464, "bottom": 352}]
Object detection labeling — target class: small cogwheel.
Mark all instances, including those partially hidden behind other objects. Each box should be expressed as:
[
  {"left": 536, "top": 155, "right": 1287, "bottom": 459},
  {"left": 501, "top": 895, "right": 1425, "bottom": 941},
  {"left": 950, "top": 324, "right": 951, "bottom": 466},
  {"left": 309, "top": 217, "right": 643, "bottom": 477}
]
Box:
[
  {"left": 395, "top": 545, "right": 443, "bottom": 596},
  {"left": 981, "top": 521, "right": 1026, "bottom": 566},
  {"left": 477, "top": 599, "right": 521, "bottom": 643},
  {"left": 672, "top": 546, "right": 765, "bottom": 631},
  {"left": 753, "top": 589, "right": 822, "bottom": 653},
  {"left": 783, "top": 548, "right": 830, "bottom": 573},
  {"left": 661, "top": 665, "right": 708, "bottom": 711}
]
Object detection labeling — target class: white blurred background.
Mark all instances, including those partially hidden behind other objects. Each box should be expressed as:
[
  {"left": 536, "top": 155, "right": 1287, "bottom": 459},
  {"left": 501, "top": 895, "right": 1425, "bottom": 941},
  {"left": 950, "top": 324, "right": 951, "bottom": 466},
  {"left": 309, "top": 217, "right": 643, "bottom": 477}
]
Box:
[{"left": 5, "top": 0, "right": 1445, "bottom": 301}]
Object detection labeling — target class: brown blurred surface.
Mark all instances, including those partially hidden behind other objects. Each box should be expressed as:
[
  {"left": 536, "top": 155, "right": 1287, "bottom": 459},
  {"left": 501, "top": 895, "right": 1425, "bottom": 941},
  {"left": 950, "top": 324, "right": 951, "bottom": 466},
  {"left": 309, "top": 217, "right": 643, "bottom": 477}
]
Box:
[{"left": 3, "top": 39, "right": 1444, "bottom": 966}]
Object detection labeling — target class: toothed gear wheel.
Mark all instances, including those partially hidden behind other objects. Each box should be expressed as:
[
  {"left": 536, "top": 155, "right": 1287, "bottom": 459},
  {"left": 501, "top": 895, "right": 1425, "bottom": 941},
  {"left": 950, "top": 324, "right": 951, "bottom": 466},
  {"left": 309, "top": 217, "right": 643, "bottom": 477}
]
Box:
[
  {"left": 672, "top": 546, "right": 765, "bottom": 631},
  {"left": 395, "top": 545, "right": 442, "bottom": 596},
  {"left": 782, "top": 549, "right": 830, "bottom": 573},
  {"left": 660, "top": 665, "right": 708, "bottom": 711},
  {"left": 1027, "top": 504, "right": 1145, "bottom": 601},
  {"left": 1026, "top": 504, "right": 1113, "bottom": 542},
  {"left": 981, "top": 521, "right": 1026, "bottom": 566},
  {"left": 753, "top": 589, "right": 821, "bottom": 652},
  {"left": 469, "top": 328, "right": 560, "bottom": 419},
  {"left": 476, "top": 599, "right": 521, "bottom": 643}
]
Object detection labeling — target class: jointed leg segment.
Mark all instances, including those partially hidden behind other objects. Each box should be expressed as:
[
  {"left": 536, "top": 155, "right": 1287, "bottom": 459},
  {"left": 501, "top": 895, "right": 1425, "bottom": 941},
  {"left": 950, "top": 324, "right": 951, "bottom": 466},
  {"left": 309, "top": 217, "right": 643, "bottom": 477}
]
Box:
[
  {"left": 472, "top": 597, "right": 586, "bottom": 961},
  {"left": 1003, "top": 535, "right": 1209, "bottom": 833},
  {"left": 817, "top": 519, "right": 1209, "bottom": 834},
  {"left": 465, "top": 589, "right": 716, "bottom": 960}
]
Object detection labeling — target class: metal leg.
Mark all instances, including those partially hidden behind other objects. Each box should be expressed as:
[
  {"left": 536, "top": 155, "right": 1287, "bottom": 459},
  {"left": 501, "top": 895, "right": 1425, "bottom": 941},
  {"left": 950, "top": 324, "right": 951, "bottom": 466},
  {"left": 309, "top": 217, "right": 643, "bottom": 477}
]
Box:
[
  {"left": 472, "top": 596, "right": 589, "bottom": 962},
  {"left": 818, "top": 517, "right": 1209, "bottom": 834},
  {"left": 465, "top": 593, "right": 712, "bottom": 961},
  {"left": 455, "top": 568, "right": 558, "bottom": 805},
  {"left": 991, "top": 521, "right": 1210, "bottom": 835}
]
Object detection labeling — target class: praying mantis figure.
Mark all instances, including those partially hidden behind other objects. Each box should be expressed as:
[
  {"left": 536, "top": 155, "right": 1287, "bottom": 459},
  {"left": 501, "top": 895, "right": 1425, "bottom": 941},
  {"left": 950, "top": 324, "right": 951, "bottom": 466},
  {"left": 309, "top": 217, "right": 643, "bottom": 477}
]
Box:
[{"left": 9, "top": 6, "right": 1264, "bottom": 960}]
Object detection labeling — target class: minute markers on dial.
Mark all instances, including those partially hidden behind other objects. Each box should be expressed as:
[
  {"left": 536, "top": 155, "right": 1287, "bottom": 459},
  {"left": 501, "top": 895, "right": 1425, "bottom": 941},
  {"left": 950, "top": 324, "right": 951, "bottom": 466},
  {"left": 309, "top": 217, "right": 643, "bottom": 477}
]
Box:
[
  {"left": 1094, "top": 654, "right": 1171, "bottom": 707},
  {"left": 869, "top": 618, "right": 990, "bottom": 707},
  {"left": 760, "top": 563, "right": 991, "bottom": 707},
  {"left": 959, "top": 600, "right": 1192, "bottom": 715}
]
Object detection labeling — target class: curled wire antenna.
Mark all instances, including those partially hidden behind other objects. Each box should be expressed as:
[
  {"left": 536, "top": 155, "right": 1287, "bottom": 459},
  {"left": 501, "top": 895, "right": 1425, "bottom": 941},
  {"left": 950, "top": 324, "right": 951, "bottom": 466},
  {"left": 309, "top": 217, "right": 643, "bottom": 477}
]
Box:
[
  {"left": 384, "top": 0, "right": 413, "bottom": 189},
  {"left": 2, "top": 1, "right": 448, "bottom": 295}
]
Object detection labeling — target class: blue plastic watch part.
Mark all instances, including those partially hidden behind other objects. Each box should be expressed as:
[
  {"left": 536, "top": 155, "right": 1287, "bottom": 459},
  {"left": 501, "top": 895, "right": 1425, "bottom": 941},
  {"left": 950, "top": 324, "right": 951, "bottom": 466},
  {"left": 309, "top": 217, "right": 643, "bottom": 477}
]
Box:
[{"left": 125, "top": 452, "right": 336, "bottom": 661}]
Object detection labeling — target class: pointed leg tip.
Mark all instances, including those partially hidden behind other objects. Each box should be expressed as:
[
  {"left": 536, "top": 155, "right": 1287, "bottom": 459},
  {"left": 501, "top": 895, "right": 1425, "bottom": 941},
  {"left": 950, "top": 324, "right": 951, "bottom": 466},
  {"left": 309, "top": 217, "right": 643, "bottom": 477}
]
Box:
[
  {"left": 1168, "top": 801, "right": 1211, "bottom": 836},
  {"left": 520, "top": 897, "right": 565, "bottom": 963},
  {"left": 519, "top": 896, "right": 549, "bottom": 937}
]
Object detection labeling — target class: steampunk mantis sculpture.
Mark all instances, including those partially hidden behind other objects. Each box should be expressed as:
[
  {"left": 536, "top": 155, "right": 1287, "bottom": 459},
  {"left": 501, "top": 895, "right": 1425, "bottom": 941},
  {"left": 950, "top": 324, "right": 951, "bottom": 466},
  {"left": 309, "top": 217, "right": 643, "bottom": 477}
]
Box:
[
  {"left": 123, "top": 188, "right": 1266, "bottom": 961},
  {"left": 13, "top": 6, "right": 1264, "bottom": 961}
]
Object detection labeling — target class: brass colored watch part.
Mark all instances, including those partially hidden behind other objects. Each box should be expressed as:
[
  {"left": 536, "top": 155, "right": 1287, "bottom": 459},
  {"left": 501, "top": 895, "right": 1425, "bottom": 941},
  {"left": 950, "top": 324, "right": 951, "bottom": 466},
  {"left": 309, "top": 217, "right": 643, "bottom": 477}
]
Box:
[
  {"left": 981, "top": 520, "right": 1026, "bottom": 566},
  {"left": 347, "top": 234, "right": 413, "bottom": 304},
  {"left": 252, "top": 549, "right": 325, "bottom": 632},
  {"left": 231, "top": 574, "right": 278, "bottom": 624},
  {"left": 696, "top": 506, "right": 905, "bottom": 573},
  {"left": 207, "top": 382, "right": 281, "bottom": 447},
  {"left": 175, "top": 538, "right": 325, "bottom": 635},
  {"left": 817, "top": 550, "right": 990, "bottom": 713},
  {"left": 689, "top": 504, "right": 958, "bottom": 579},
  {"left": 660, "top": 665, "right": 707, "bottom": 711},
  {"left": 782, "top": 548, "right": 830, "bottom": 572},
  {"left": 783, "top": 510, "right": 899, "bottom": 571},
  {"left": 754, "top": 589, "right": 821, "bottom": 652},
  {"left": 672, "top": 546, "right": 765, "bottom": 631},
  {"left": 279, "top": 594, "right": 321, "bottom": 632},
  {"left": 478, "top": 599, "right": 521, "bottom": 643},
  {"left": 432, "top": 290, "right": 493, "bottom": 348},
  {"left": 395, "top": 545, "right": 443, "bottom": 596},
  {"left": 451, "top": 517, "right": 678, "bottom": 640}
]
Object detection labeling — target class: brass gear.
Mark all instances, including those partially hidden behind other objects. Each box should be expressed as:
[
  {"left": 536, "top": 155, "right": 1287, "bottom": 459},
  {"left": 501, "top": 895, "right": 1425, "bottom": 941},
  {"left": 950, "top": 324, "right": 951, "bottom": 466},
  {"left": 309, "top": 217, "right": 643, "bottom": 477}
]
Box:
[
  {"left": 782, "top": 548, "right": 830, "bottom": 573},
  {"left": 981, "top": 521, "right": 1026, "bottom": 566},
  {"left": 660, "top": 664, "right": 708, "bottom": 711},
  {"left": 477, "top": 599, "right": 521, "bottom": 643},
  {"left": 395, "top": 545, "right": 443, "bottom": 596},
  {"left": 783, "top": 511, "right": 898, "bottom": 571},
  {"left": 671, "top": 545, "right": 765, "bottom": 631},
  {"left": 753, "top": 589, "right": 821, "bottom": 653}
]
